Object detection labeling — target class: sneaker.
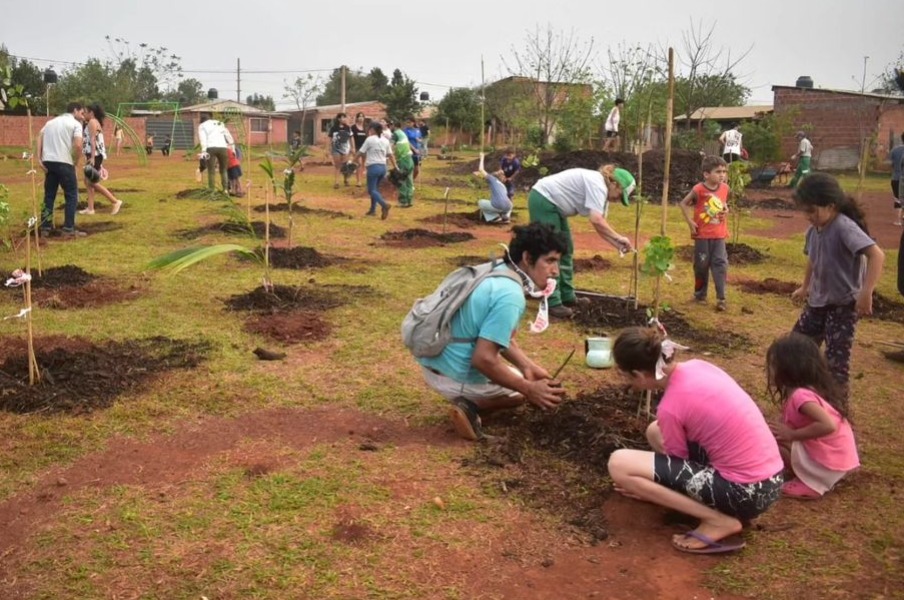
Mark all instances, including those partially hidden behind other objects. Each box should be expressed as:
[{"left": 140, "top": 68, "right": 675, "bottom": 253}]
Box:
[
  {"left": 549, "top": 305, "right": 574, "bottom": 319},
  {"left": 448, "top": 397, "right": 484, "bottom": 441},
  {"left": 693, "top": 295, "right": 706, "bottom": 303},
  {"left": 716, "top": 299, "right": 727, "bottom": 312},
  {"left": 78, "top": 208, "right": 95, "bottom": 215},
  {"left": 564, "top": 297, "right": 591, "bottom": 308},
  {"left": 110, "top": 200, "right": 122, "bottom": 215},
  {"left": 364, "top": 211, "right": 376, "bottom": 216},
  {"left": 782, "top": 478, "right": 821, "bottom": 500},
  {"left": 381, "top": 205, "right": 391, "bottom": 220},
  {"left": 61, "top": 228, "right": 87, "bottom": 237}
]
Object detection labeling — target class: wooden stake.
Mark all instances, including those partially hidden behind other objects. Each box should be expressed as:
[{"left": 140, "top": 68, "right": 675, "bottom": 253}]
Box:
[
  {"left": 442, "top": 187, "right": 451, "bottom": 235},
  {"left": 264, "top": 185, "right": 271, "bottom": 289},
  {"left": 26, "top": 106, "right": 43, "bottom": 276},
  {"left": 479, "top": 56, "right": 485, "bottom": 157}
]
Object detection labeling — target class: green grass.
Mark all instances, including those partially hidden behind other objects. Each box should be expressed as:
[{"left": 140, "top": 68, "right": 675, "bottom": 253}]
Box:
[{"left": 0, "top": 148, "right": 902, "bottom": 598}]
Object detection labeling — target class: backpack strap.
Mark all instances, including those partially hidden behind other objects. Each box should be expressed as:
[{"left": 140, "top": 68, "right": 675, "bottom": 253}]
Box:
[{"left": 448, "top": 261, "right": 522, "bottom": 345}]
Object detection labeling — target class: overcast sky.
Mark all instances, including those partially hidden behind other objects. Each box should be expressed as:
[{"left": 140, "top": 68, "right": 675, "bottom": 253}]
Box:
[{"left": 2, "top": 0, "right": 901, "bottom": 109}]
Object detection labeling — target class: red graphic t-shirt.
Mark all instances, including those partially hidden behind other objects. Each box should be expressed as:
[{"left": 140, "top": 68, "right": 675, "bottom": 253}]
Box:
[{"left": 691, "top": 182, "right": 729, "bottom": 239}]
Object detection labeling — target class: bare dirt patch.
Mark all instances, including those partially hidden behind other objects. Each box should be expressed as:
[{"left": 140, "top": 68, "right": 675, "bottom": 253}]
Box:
[
  {"left": 6, "top": 266, "right": 143, "bottom": 309},
  {"left": 573, "top": 295, "right": 750, "bottom": 353},
  {"left": 735, "top": 278, "right": 798, "bottom": 296},
  {"left": 573, "top": 255, "right": 613, "bottom": 272},
  {"left": 244, "top": 311, "right": 331, "bottom": 343},
  {"left": 0, "top": 336, "right": 211, "bottom": 414},
  {"left": 380, "top": 228, "right": 475, "bottom": 248}
]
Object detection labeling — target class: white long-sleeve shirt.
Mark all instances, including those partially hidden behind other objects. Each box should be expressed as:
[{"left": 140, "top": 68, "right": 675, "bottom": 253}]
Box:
[
  {"left": 198, "top": 119, "right": 234, "bottom": 151},
  {"left": 605, "top": 106, "right": 620, "bottom": 133}
]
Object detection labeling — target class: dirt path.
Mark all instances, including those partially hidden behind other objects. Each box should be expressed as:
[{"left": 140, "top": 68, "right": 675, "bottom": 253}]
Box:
[{"left": 0, "top": 406, "right": 736, "bottom": 599}]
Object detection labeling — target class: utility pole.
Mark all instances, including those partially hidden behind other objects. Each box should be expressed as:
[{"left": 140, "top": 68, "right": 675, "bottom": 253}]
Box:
[
  {"left": 340, "top": 65, "right": 346, "bottom": 112},
  {"left": 237, "top": 58, "right": 241, "bottom": 103},
  {"left": 861, "top": 55, "right": 869, "bottom": 93}
]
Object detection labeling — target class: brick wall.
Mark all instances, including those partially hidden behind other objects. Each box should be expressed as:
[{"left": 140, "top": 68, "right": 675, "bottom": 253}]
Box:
[
  {"left": 773, "top": 87, "right": 904, "bottom": 170},
  {"left": 878, "top": 105, "right": 904, "bottom": 170},
  {"left": 0, "top": 115, "right": 147, "bottom": 149}
]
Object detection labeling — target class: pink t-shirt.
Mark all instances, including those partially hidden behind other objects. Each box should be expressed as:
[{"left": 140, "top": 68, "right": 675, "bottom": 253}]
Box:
[
  {"left": 657, "top": 360, "right": 783, "bottom": 483},
  {"left": 782, "top": 387, "right": 859, "bottom": 472}
]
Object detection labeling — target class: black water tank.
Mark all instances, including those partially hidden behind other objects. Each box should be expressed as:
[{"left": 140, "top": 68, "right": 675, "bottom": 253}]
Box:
[
  {"left": 795, "top": 76, "right": 814, "bottom": 89},
  {"left": 207, "top": 88, "right": 218, "bottom": 99},
  {"left": 419, "top": 92, "right": 430, "bottom": 101},
  {"left": 43, "top": 68, "right": 58, "bottom": 84}
]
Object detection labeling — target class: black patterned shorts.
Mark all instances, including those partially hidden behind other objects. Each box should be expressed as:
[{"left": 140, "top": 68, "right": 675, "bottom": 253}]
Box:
[{"left": 653, "top": 444, "right": 783, "bottom": 521}]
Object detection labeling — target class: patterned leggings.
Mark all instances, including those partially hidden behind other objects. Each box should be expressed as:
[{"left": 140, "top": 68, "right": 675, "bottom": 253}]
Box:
[
  {"left": 792, "top": 303, "right": 858, "bottom": 389},
  {"left": 653, "top": 443, "right": 783, "bottom": 521}
]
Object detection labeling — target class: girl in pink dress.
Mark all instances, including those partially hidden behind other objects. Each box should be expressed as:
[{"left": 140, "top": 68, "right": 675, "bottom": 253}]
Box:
[{"left": 767, "top": 333, "right": 860, "bottom": 499}]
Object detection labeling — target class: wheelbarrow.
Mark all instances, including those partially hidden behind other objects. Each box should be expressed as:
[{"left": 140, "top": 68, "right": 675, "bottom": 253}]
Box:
[{"left": 747, "top": 166, "right": 778, "bottom": 189}]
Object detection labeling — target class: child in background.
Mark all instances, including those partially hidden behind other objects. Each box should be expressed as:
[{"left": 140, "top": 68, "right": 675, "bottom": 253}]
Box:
[
  {"left": 790, "top": 173, "right": 884, "bottom": 396},
  {"left": 161, "top": 135, "right": 172, "bottom": 157},
  {"left": 766, "top": 333, "right": 859, "bottom": 499},
  {"left": 227, "top": 146, "right": 244, "bottom": 196},
  {"left": 500, "top": 147, "right": 521, "bottom": 201},
  {"left": 679, "top": 156, "right": 730, "bottom": 311},
  {"left": 145, "top": 133, "right": 154, "bottom": 155}
]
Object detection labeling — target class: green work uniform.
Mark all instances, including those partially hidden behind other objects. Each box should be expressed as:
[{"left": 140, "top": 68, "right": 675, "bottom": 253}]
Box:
[{"left": 392, "top": 130, "right": 415, "bottom": 206}]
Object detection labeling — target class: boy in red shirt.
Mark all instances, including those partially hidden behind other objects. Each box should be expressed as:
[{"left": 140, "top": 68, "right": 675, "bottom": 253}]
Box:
[
  {"left": 227, "top": 146, "right": 244, "bottom": 197},
  {"left": 680, "top": 156, "right": 730, "bottom": 311}
]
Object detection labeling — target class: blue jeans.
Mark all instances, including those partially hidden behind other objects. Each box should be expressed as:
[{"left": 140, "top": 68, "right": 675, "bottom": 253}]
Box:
[
  {"left": 366, "top": 164, "right": 388, "bottom": 213},
  {"left": 42, "top": 161, "right": 79, "bottom": 230}
]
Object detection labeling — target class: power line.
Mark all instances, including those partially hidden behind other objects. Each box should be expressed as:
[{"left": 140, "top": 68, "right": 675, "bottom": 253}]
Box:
[{"left": 3, "top": 53, "right": 334, "bottom": 75}]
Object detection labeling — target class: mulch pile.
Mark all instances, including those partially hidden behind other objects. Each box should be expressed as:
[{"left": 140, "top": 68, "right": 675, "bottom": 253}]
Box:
[
  {"left": 461, "top": 149, "right": 705, "bottom": 204},
  {"left": 177, "top": 221, "right": 287, "bottom": 240},
  {"left": 252, "top": 204, "right": 353, "bottom": 219},
  {"left": 4, "top": 266, "right": 142, "bottom": 309},
  {"left": 0, "top": 336, "right": 211, "bottom": 414},
  {"left": 572, "top": 295, "right": 750, "bottom": 354},
  {"left": 258, "top": 246, "right": 344, "bottom": 270},
  {"left": 468, "top": 385, "right": 648, "bottom": 543},
  {"left": 380, "top": 229, "right": 475, "bottom": 248}
]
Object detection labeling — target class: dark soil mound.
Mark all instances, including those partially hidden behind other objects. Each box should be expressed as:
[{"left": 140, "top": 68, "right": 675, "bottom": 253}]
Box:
[
  {"left": 572, "top": 295, "right": 749, "bottom": 354},
  {"left": 78, "top": 221, "right": 125, "bottom": 235},
  {"left": 27, "top": 266, "right": 96, "bottom": 289},
  {"left": 463, "top": 149, "right": 704, "bottom": 204},
  {"left": 244, "top": 311, "right": 331, "bottom": 343},
  {"left": 468, "top": 386, "right": 648, "bottom": 542},
  {"left": 573, "top": 255, "right": 613, "bottom": 272},
  {"left": 262, "top": 246, "right": 344, "bottom": 269},
  {"left": 252, "top": 204, "right": 352, "bottom": 219},
  {"left": 419, "top": 211, "right": 480, "bottom": 229},
  {"left": 177, "top": 221, "right": 287, "bottom": 240},
  {"left": 676, "top": 242, "right": 767, "bottom": 265},
  {"left": 0, "top": 336, "right": 211, "bottom": 414},
  {"left": 35, "top": 281, "right": 143, "bottom": 310},
  {"left": 872, "top": 294, "right": 904, "bottom": 323},
  {"left": 175, "top": 188, "right": 230, "bottom": 201},
  {"left": 736, "top": 278, "right": 797, "bottom": 296},
  {"left": 224, "top": 284, "right": 374, "bottom": 313},
  {"left": 447, "top": 254, "right": 496, "bottom": 267},
  {"left": 380, "top": 229, "right": 475, "bottom": 248}
]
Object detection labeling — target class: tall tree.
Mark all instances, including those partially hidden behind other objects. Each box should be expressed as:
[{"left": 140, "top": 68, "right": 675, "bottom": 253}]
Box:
[
  {"left": 380, "top": 69, "right": 421, "bottom": 122},
  {"left": 503, "top": 25, "right": 595, "bottom": 146},
  {"left": 283, "top": 74, "right": 323, "bottom": 135},
  {"left": 0, "top": 46, "right": 47, "bottom": 115},
  {"left": 601, "top": 42, "right": 662, "bottom": 146},
  {"left": 434, "top": 87, "right": 481, "bottom": 134},
  {"left": 163, "top": 78, "right": 205, "bottom": 106},
  {"left": 246, "top": 93, "right": 275, "bottom": 111},
  {"left": 105, "top": 36, "right": 183, "bottom": 93},
  {"left": 368, "top": 67, "right": 389, "bottom": 97},
  {"left": 668, "top": 21, "right": 751, "bottom": 128},
  {"left": 316, "top": 67, "right": 376, "bottom": 105},
  {"left": 880, "top": 49, "right": 904, "bottom": 95}
]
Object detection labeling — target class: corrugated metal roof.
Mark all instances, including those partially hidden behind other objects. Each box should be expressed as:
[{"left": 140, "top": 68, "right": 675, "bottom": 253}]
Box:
[
  {"left": 675, "top": 105, "right": 773, "bottom": 121},
  {"left": 771, "top": 85, "right": 904, "bottom": 101},
  {"left": 179, "top": 99, "right": 288, "bottom": 116}
]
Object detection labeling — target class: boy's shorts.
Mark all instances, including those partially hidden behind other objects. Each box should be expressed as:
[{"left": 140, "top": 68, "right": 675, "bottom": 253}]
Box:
[{"left": 227, "top": 166, "right": 242, "bottom": 180}]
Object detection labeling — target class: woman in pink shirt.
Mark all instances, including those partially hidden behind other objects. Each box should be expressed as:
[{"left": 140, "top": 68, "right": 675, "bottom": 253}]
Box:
[
  {"left": 607, "top": 327, "right": 784, "bottom": 554},
  {"left": 766, "top": 333, "right": 859, "bottom": 499}
]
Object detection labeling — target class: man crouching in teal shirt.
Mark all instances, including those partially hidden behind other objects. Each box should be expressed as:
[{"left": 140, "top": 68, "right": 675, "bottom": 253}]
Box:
[{"left": 416, "top": 223, "right": 569, "bottom": 440}]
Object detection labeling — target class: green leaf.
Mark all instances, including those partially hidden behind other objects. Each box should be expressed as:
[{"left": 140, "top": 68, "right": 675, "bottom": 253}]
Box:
[{"left": 146, "top": 244, "right": 259, "bottom": 274}]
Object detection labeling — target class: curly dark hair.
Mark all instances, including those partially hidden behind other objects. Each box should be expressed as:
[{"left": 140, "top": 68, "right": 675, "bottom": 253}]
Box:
[{"left": 505, "top": 222, "right": 568, "bottom": 267}]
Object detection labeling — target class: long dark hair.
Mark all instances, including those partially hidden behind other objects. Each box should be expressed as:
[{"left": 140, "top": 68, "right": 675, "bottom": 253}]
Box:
[
  {"left": 87, "top": 103, "right": 105, "bottom": 126},
  {"left": 793, "top": 172, "right": 869, "bottom": 235},
  {"left": 766, "top": 333, "right": 849, "bottom": 420}
]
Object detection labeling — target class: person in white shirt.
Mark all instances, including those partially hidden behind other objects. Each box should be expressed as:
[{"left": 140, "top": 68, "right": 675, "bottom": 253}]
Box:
[
  {"left": 603, "top": 98, "right": 625, "bottom": 152},
  {"left": 36, "top": 102, "right": 86, "bottom": 236},
  {"left": 356, "top": 122, "right": 398, "bottom": 219},
  {"left": 198, "top": 113, "right": 235, "bottom": 191},
  {"left": 719, "top": 124, "right": 743, "bottom": 163},
  {"left": 788, "top": 131, "right": 814, "bottom": 188}
]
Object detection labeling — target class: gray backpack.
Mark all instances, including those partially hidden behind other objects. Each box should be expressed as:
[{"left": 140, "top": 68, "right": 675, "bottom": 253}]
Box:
[{"left": 401, "top": 260, "right": 521, "bottom": 358}]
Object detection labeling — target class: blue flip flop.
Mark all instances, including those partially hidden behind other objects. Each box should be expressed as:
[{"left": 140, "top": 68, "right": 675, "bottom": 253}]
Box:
[{"left": 672, "top": 530, "right": 746, "bottom": 555}]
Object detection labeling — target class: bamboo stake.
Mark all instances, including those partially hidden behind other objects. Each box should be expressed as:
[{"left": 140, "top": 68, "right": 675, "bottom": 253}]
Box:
[
  {"left": 26, "top": 106, "right": 43, "bottom": 276},
  {"left": 264, "top": 185, "right": 272, "bottom": 290},
  {"left": 441, "top": 187, "right": 451, "bottom": 235},
  {"left": 24, "top": 222, "right": 40, "bottom": 384},
  {"left": 479, "top": 56, "right": 485, "bottom": 157}
]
